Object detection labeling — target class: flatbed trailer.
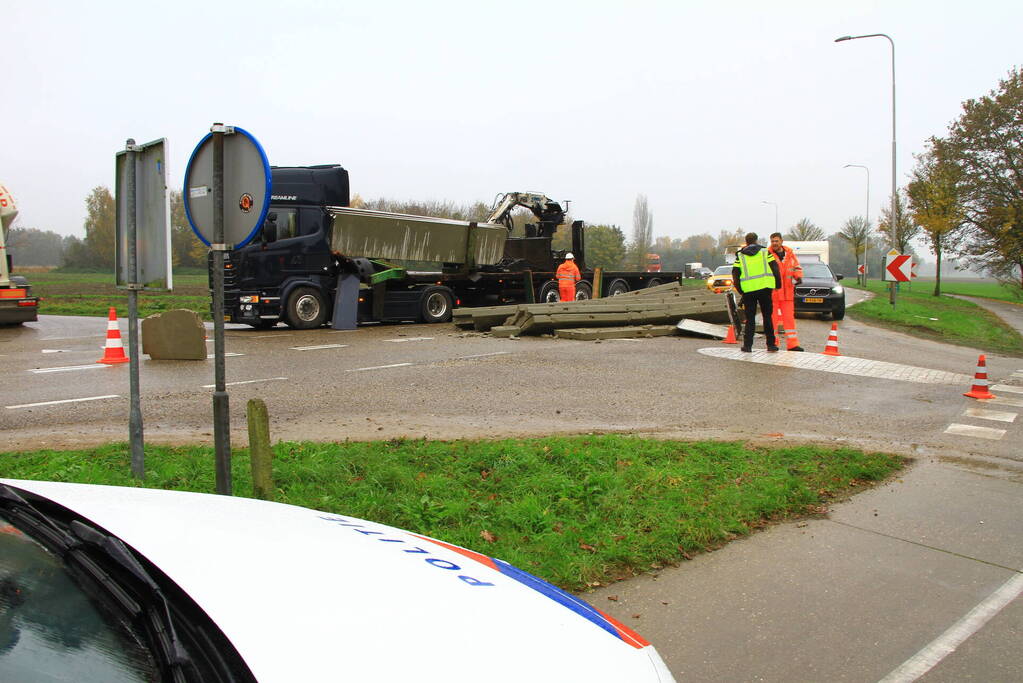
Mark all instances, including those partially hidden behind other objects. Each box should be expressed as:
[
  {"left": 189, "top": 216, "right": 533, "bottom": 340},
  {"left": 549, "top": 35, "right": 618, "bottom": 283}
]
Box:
[{"left": 218, "top": 164, "right": 688, "bottom": 329}]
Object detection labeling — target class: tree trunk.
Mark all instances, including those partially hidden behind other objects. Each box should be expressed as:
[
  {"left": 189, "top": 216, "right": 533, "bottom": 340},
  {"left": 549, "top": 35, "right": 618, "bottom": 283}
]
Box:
[{"left": 934, "top": 244, "right": 942, "bottom": 297}]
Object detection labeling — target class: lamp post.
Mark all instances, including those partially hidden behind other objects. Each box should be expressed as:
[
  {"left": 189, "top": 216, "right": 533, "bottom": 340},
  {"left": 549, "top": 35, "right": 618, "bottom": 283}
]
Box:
[
  {"left": 761, "top": 200, "right": 778, "bottom": 235},
  {"left": 844, "top": 163, "right": 870, "bottom": 285},
  {"left": 835, "top": 32, "right": 897, "bottom": 306}
]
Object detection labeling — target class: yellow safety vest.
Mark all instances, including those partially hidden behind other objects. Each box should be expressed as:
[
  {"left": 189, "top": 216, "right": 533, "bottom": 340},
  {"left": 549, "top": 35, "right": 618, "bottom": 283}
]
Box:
[{"left": 736, "top": 249, "right": 775, "bottom": 292}]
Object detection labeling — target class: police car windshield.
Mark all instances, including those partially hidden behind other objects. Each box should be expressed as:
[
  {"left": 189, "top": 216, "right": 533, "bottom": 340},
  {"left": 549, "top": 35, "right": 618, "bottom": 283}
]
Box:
[
  {"left": 0, "top": 512, "right": 160, "bottom": 681},
  {"left": 801, "top": 263, "right": 834, "bottom": 279}
]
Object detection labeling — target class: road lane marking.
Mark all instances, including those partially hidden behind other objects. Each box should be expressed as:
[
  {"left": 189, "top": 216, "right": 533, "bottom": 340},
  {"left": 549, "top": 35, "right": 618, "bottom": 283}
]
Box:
[
  {"left": 205, "top": 352, "right": 243, "bottom": 358},
  {"left": 878, "top": 572, "right": 1023, "bottom": 683},
  {"left": 7, "top": 395, "right": 120, "bottom": 409},
  {"left": 453, "top": 352, "right": 511, "bottom": 360},
  {"left": 41, "top": 349, "right": 71, "bottom": 354},
  {"left": 383, "top": 337, "right": 434, "bottom": 343},
  {"left": 289, "top": 344, "right": 349, "bottom": 351},
  {"left": 39, "top": 335, "right": 104, "bottom": 341},
  {"left": 943, "top": 423, "right": 1006, "bottom": 440},
  {"left": 698, "top": 348, "right": 972, "bottom": 385},
  {"left": 986, "top": 395, "right": 1023, "bottom": 408},
  {"left": 347, "top": 363, "right": 413, "bottom": 372},
  {"left": 29, "top": 364, "right": 114, "bottom": 374},
  {"left": 1012, "top": 371, "right": 1023, "bottom": 379},
  {"left": 201, "top": 377, "right": 288, "bottom": 389},
  {"left": 990, "top": 384, "right": 1023, "bottom": 394},
  {"left": 962, "top": 407, "right": 1017, "bottom": 423}
]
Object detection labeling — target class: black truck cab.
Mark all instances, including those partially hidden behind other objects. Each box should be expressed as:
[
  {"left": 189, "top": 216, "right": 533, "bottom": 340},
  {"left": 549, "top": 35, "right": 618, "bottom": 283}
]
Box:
[{"left": 222, "top": 165, "right": 349, "bottom": 329}]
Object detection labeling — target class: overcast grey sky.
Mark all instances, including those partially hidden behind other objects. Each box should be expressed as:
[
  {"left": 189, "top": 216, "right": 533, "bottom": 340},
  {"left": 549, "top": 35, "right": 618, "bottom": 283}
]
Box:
[{"left": 4, "top": 0, "right": 1021, "bottom": 244}]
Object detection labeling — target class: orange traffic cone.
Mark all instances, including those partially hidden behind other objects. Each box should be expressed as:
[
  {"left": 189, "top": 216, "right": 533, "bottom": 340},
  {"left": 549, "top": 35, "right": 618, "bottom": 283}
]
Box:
[
  {"left": 822, "top": 322, "right": 841, "bottom": 356},
  {"left": 722, "top": 324, "right": 738, "bottom": 344},
  {"left": 963, "top": 354, "right": 996, "bottom": 400},
  {"left": 97, "top": 307, "right": 129, "bottom": 364}
]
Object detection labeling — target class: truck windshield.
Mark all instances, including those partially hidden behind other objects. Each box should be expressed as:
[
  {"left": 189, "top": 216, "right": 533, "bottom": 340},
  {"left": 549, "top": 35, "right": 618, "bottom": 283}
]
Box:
[{"left": 0, "top": 513, "right": 160, "bottom": 681}]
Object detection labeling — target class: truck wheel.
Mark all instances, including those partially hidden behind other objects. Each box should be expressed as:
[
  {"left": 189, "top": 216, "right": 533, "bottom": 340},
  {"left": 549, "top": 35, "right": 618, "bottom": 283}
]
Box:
[
  {"left": 645, "top": 278, "right": 663, "bottom": 289},
  {"left": 538, "top": 280, "right": 560, "bottom": 303},
  {"left": 574, "top": 282, "right": 592, "bottom": 300},
  {"left": 832, "top": 300, "right": 846, "bottom": 321},
  {"left": 285, "top": 287, "right": 328, "bottom": 329},
  {"left": 420, "top": 286, "right": 454, "bottom": 323},
  {"left": 606, "top": 279, "right": 629, "bottom": 296}
]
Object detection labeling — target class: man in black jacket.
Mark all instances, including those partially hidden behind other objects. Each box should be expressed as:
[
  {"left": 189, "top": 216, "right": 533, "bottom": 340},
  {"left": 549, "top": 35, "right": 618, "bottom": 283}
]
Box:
[{"left": 731, "top": 232, "right": 782, "bottom": 352}]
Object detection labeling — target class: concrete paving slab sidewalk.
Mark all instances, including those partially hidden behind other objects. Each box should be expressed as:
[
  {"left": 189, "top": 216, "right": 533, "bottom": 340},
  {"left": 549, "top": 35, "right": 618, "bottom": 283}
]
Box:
[{"left": 584, "top": 457, "right": 1023, "bottom": 682}]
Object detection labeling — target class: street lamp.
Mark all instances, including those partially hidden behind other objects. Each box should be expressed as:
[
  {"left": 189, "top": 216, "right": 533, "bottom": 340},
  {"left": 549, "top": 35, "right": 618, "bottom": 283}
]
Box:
[
  {"left": 761, "top": 200, "right": 778, "bottom": 235},
  {"left": 835, "top": 32, "right": 897, "bottom": 306},
  {"left": 844, "top": 163, "right": 870, "bottom": 284}
]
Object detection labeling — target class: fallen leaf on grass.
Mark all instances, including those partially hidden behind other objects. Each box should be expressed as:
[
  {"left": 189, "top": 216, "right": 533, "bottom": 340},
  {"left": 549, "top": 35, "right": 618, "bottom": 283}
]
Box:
[
  {"left": 480, "top": 529, "right": 497, "bottom": 543},
  {"left": 579, "top": 542, "right": 597, "bottom": 552}
]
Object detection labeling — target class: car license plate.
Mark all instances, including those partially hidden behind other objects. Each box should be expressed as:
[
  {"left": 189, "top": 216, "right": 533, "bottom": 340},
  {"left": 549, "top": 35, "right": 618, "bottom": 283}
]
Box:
[
  {"left": 223, "top": 315, "right": 232, "bottom": 321},
  {"left": 803, "top": 297, "right": 824, "bottom": 304}
]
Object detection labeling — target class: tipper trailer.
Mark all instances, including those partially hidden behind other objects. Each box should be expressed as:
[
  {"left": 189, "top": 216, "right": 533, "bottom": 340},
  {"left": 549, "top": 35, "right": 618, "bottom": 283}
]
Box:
[{"left": 218, "top": 165, "right": 687, "bottom": 329}]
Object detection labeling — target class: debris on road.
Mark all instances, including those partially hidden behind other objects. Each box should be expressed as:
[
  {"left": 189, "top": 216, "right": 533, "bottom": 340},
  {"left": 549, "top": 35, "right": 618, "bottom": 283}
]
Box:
[{"left": 452, "top": 282, "right": 728, "bottom": 337}]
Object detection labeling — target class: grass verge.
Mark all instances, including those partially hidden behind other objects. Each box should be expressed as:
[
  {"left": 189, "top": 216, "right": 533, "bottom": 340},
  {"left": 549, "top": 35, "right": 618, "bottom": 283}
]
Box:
[
  {"left": 908, "top": 278, "right": 1022, "bottom": 303},
  {"left": 19, "top": 269, "right": 210, "bottom": 319},
  {"left": 0, "top": 436, "right": 904, "bottom": 590},
  {"left": 849, "top": 281, "right": 1023, "bottom": 356}
]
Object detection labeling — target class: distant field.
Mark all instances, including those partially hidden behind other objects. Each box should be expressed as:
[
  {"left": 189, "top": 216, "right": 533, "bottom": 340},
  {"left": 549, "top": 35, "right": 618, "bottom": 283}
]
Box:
[
  {"left": 18, "top": 269, "right": 211, "bottom": 319},
  {"left": 900, "top": 278, "right": 1021, "bottom": 303}
]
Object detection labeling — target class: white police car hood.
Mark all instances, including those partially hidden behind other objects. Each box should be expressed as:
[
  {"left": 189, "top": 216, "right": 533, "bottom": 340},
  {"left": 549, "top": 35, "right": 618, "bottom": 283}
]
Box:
[{"left": 1, "top": 479, "right": 675, "bottom": 682}]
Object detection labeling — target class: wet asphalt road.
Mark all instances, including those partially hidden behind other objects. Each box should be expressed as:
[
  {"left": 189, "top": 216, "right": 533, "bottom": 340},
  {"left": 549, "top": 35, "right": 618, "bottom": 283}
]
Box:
[
  {"left": 3, "top": 291, "right": 1023, "bottom": 682},
  {"left": 1, "top": 289, "right": 1020, "bottom": 466}
]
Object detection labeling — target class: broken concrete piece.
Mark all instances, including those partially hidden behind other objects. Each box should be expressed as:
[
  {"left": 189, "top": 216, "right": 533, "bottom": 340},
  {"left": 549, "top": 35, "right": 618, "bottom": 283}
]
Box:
[
  {"left": 675, "top": 319, "right": 729, "bottom": 339},
  {"left": 555, "top": 325, "right": 677, "bottom": 341},
  {"left": 141, "top": 309, "right": 207, "bottom": 360}
]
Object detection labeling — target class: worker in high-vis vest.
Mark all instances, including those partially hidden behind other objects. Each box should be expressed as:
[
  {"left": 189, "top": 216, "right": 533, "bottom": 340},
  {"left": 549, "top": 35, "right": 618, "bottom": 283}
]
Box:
[
  {"left": 731, "top": 232, "right": 782, "bottom": 352},
  {"left": 556, "top": 252, "right": 582, "bottom": 302},
  {"left": 768, "top": 232, "right": 805, "bottom": 352}
]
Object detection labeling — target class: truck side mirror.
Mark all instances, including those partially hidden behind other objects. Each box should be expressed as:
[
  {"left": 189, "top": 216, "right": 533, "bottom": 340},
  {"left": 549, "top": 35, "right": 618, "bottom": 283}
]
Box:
[
  {"left": 262, "top": 213, "right": 278, "bottom": 243},
  {"left": 836, "top": 274, "right": 844, "bottom": 280}
]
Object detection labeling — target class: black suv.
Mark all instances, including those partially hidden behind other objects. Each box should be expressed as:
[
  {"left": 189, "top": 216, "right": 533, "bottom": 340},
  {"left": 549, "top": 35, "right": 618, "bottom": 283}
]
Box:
[{"left": 793, "top": 260, "right": 845, "bottom": 320}]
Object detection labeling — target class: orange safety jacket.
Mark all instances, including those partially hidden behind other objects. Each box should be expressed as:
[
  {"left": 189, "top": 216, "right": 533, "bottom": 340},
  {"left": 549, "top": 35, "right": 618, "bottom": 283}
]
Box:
[
  {"left": 556, "top": 261, "right": 581, "bottom": 287},
  {"left": 770, "top": 246, "right": 803, "bottom": 302}
]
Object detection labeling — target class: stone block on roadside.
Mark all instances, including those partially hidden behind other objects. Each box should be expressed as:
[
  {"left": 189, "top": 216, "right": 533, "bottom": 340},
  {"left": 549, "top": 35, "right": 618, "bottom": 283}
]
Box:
[{"left": 142, "top": 309, "right": 207, "bottom": 360}]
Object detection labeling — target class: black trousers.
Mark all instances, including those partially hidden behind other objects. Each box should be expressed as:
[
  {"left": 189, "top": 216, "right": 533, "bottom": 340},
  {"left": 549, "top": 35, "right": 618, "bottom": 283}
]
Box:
[{"left": 742, "top": 288, "right": 777, "bottom": 349}]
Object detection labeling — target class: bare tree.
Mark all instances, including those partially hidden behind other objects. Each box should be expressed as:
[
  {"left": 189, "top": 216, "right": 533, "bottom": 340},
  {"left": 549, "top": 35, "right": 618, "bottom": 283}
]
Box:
[
  {"left": 785, "top": 218, "right": 825, "bottom": 241},
  {"left": 631, "top": 194, "right": 653, "bottom": 269},
  {"left": 878, "top": 191, "right": 920, "bottom": 255},
  {"left": 838, "top": 216, "right": 871, "bottom": 285}
]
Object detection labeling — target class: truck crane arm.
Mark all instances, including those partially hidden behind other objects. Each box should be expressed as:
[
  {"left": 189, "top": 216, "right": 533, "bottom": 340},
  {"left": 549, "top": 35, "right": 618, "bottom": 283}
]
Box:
[{"left": 486, "top": 192, "right": 566, "bottom": 237}]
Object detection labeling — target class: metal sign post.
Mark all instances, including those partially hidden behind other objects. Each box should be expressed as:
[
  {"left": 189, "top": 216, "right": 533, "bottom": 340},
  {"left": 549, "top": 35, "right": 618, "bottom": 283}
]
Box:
[
  {"left": 184, "top": 124, "right": 271, "bottom": 496},
  {"left": 211, "top": 126, "right": 231, "bottom": 495},
  {"left": 115, "top": 136, "right": 170, "bottom": 480},
  {"left": 124, "top": 140, "right": 144, "bottom": 479}
]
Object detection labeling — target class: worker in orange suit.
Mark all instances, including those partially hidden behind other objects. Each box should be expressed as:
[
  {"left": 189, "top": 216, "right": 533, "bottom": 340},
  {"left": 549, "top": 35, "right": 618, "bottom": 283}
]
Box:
[
  {"left": 769, "top": 232, "right": 804, "bottom": 351},
  {"left": 556, "top": 252, "right": 582, "bottom": 302}
]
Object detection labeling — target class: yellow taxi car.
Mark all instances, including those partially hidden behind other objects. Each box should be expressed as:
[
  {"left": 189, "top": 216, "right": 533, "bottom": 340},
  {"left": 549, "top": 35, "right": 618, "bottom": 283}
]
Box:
[{"left": 705, "top": 265, "right": 734, "bottom": 293}]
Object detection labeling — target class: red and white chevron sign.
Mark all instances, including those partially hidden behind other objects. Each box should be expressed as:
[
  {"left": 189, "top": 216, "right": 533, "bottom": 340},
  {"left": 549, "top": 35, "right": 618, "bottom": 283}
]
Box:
[{"left": 884, "top": 250, "right": 912, "bottom": 282}]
